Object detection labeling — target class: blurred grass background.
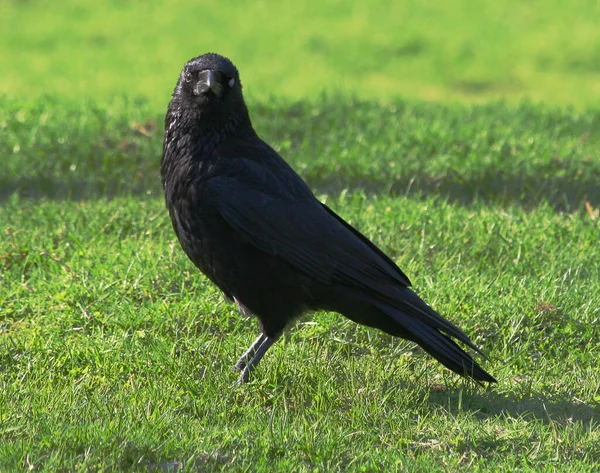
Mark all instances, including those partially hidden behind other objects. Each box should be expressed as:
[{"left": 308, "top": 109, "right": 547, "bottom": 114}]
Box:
[
  {"left": 2, "top": 0, "right": 600, "bottom": 109},
  {"left": 2, "top": 1, "right": 600, "bottom": 471}
]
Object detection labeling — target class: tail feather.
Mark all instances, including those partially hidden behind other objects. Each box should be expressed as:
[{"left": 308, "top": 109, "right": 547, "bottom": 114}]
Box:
[
  {"left": 375, "top": 299, "right": 496, "bottom": 383},
  {"left": 410, "top": 322, "right": 496, "bottom": 382},
  {"left": 389, "top": 288, "right": 485, "bottom": 357}
]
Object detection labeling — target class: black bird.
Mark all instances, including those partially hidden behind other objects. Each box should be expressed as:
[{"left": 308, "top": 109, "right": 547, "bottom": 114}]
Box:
[{"left": 161, "top": 53, "right": 496, "bottom": 384}]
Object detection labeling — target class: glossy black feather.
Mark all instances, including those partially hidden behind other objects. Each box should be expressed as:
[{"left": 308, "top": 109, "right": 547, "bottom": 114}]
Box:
[{"left": 161, "top": 53, "right": 496, "bottom": 383}]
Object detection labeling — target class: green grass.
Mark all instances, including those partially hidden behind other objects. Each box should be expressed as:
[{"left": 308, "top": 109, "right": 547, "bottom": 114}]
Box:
[
  {"left": 2, "top": 0, "right": 600, "bottom": 471},
  {"left": 2, "top": 96, "right": 600, "bottom": 471},
  {"left": 2, "top": 0, "right": 600, "bottom": 109}
]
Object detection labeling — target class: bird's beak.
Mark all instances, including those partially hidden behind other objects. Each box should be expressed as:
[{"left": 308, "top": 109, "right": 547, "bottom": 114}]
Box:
[{"left": 193, "top": 70, "right": 224, "bottom": 98}]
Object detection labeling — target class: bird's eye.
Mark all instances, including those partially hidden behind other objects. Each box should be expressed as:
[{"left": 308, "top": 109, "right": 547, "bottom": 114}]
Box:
[
  {"left": 183, "top": 71, "right": 192, "bottom": 83},
  {"left": 228, "top": 78, "right": 235, "bottom": 88}
]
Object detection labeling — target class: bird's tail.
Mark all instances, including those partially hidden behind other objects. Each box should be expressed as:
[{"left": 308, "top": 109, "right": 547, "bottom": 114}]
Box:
[
  {"left": 314, "top": 284, "right": 496, "bottom": 383},
  {"left": 373, "top": 297, "right": 496, "bottom": 383}
]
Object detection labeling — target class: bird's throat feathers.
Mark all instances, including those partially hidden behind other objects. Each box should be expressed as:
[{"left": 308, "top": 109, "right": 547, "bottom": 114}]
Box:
[
  {"left": 172, "top": 90, "right": 250, "bottom": 129},
  {"left": 166, "top": 94, "right": 253, "bottom": 153}
]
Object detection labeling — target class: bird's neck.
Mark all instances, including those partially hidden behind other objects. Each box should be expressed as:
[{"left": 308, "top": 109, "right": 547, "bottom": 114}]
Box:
[
  {"left": 184, "top": 104, "right": 254, "bottom": 151},
  {"left": 162, "top": 102, "right": 256, "bottom": 169},
  {"left": 198, "top": 109, "right": 253, "bottom": 143}
]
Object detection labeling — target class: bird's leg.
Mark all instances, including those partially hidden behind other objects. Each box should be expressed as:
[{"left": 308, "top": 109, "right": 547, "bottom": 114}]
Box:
[
  {"left": 233, "top": 333, "right": 266, "bottom": 372},
  {"left": 238, "top": 332, "right": 282, "bottom": 384}
]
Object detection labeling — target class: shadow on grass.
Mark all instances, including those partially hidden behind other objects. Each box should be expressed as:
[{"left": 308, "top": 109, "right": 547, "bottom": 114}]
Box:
[
  {"left": 307, "top": 169, "right": 599, "bottom": 212},
  {"left": 428, "top": 387, "right": 599, "bottom": 426},
  {"left": 2, "top": 168, "right": 597, "bottom": 213},
  {"left": 425, "top": 386, "right": 600, "bottom": 460},
  {"left": 0, "top": 176, "right": 160, "bottom": 202},
  {"left": 3, "top": 97, "right": 599, "bottom": 211}
]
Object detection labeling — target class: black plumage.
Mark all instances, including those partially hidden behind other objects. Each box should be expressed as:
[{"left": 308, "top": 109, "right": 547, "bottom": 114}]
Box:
[{"left": 161, "top": 53, "right": 496, "bottom": 384}]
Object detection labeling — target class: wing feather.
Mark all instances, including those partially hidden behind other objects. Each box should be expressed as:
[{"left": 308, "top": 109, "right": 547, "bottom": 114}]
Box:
[{"left": 208, "top": 172, "right": 410, "bottom": 292}]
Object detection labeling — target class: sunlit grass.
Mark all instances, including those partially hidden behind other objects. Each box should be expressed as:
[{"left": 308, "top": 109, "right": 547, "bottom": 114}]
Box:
[
  {"left": 2, "top": 0, "right": 600, "bottom": 469},
  {"left": 1, "top": 96, "right": 599, "bottom": 471}
]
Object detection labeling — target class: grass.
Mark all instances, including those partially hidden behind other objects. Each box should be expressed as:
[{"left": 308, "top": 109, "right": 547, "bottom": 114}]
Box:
[
  {"left": 2, "top": 0, "right": 600, "bottom": 108},
  {"left": 2, "top": 96, "right": 600, "bottom": 471},
  {"left": 2, "top": 0, "right": 600, "bottom": 471}
]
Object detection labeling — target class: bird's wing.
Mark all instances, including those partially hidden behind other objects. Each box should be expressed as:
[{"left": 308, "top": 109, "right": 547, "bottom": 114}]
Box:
[
  {"left": 207, "top": 160, "right": 411, "bottom": 292},
  {"left": 320, "top": 203, "right": 412, "bottom": 286},
  {"left": 208, "top": 154, "right": 478, "bottom": 351}
]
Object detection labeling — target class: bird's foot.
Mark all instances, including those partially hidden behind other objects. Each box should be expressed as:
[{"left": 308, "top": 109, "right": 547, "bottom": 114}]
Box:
[
  {"left": 237, "top": 367, "right": 251, "bottom": 384},
  {"left": 233, "top": 358, "right": 246, "bottom": 372}
]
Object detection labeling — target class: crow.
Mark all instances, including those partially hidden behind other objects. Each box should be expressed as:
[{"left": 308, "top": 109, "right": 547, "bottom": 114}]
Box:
[{"left": 161, "top": 53, "right": 496, "bottom": 384}]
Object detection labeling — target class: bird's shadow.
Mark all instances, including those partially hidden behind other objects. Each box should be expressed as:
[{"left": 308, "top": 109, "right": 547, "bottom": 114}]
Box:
[
  {"left": 426, "top": 385, "right": 599, "bottom": 426},
  {"left": 421, "top": 385, "right": 600, "bottom": 458}
]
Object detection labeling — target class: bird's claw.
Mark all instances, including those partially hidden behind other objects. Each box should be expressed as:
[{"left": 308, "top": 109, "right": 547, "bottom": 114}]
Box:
[{"left": 237, "top": 367, "right": 250, "bottom": 384}]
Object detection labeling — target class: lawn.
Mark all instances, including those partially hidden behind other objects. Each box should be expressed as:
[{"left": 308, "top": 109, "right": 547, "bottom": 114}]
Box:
[
  {"left": 1, "top": 1, "right": 600, "bottom": 472},
  {"left": 2, "top": 0, "right": 600, "bottom": 109}
]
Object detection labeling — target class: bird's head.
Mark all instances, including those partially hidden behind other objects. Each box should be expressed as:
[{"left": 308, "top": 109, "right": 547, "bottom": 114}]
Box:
[
  {"left": 166, "top": 53, "right": 254, "bottom": 143},
  {"left": 174, "top": 53, "right": 244, "bottom": 112}
]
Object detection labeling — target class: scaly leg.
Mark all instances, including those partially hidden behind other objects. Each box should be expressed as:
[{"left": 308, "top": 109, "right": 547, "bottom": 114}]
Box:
[
  {"left": 233, "top": 334, "right": 266, "bottom": 371},
  {"left": 238, "top": 333, "right": 282, "bottom": 383}
]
